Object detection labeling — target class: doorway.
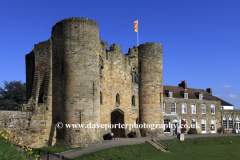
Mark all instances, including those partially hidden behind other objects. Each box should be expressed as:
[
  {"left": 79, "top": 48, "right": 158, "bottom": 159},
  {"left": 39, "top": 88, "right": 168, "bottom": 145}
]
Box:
[{"left": 111, "top": 109, "right": 125, "bottom": 138}]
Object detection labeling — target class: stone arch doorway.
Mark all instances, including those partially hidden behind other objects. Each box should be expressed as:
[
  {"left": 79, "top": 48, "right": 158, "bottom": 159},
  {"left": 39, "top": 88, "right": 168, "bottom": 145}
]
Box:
[{"left": 111, "top": 109, "right": 125, "bottom": 138}]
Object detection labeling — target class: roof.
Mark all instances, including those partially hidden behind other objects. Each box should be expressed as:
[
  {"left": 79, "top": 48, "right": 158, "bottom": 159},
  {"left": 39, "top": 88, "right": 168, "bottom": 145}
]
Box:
[{"left": 163, "top": 85, "right": 233, "bottom": 106}]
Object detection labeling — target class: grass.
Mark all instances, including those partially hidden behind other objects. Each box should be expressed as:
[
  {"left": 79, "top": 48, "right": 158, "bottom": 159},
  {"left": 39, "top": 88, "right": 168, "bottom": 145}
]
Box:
[
  {"left": 0, "top": 129, "right": 81, "bottom": 160},
  {"left": 73, "top": 136, "right": 240, "bottom": 160},
  {"left": 0, "top": 132, "right": 34, "bottom": 160}
]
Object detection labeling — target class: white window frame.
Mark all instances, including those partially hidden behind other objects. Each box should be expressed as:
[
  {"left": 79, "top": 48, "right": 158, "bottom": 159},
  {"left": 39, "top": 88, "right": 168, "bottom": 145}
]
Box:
[
  {"left": 199, "top": 94, "right": 203, "bottom": 100},
  {"left": 163, "top": 102, "right": 165, "bottom": 114},
  {"left": 211, "top": 119, "right": 216, "bottom": 133},
  {"left": 229, "top": 117, "right": 234, "bottom": 129},
  {"left": 201, "top": 104, "right": 206, "bottom": 114},
  {"left": 223, "top": 116, "right": 228, "bottom": 129},
  {"left": 169, "top": 92, "right": 173, "bottom": 98},
  {"left": 184, "top": 93, "right": 188, "bottom": 99},
  {"left": 202, "top": 119, "right": 206, "bottom": 133},
  {"left": 191, "top": 119, "right": 197, "bottom": 129},
  {"left": 191, "top": 103, "right": 196, "bottom": 114},
  {"left": 182, "top": 103, "right": 187, "bottom": 114},
  {"left": 171, "top": 102, "right": 176, "bottom": 114},
  {"left": 211, "top": 104, "right": 215, "bottom": 114}
]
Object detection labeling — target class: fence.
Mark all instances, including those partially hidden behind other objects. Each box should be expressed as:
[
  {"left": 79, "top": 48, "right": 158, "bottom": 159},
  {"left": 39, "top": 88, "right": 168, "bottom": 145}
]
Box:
[{"left": 12, "top": 143, "right": 73, "bottom": 160}]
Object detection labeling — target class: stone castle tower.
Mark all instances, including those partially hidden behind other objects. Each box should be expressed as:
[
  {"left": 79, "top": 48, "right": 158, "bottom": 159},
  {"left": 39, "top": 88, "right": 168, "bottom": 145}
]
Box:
[{"left": 25, "top": 17, "right": 163, "bottom": 148}]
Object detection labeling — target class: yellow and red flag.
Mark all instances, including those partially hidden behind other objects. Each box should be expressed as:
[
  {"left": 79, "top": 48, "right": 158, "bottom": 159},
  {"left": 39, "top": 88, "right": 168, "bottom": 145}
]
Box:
[{"left": 134, "top": 20, "right": 138, "bottom": 32}]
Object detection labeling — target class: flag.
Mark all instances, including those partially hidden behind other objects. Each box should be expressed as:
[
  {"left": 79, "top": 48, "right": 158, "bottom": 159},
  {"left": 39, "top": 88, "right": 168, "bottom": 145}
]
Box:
[{"left": 134, "top": 20, "right": 138, "bottom": 32}]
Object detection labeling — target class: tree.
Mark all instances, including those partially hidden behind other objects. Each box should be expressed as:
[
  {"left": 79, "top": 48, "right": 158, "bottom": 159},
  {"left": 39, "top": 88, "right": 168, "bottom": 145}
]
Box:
[{"left": 0, "top": 81, "right": 26, "bottom": 110}]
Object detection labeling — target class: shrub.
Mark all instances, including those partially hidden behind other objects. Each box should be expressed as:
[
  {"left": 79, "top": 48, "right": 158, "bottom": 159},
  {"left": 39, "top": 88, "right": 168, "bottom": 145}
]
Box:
[
  {"left": 187, "top": 128, "right": 198, "bottom": 134},
  {"left": 217, "top": 127, "right": 224, "bottom": 134}
]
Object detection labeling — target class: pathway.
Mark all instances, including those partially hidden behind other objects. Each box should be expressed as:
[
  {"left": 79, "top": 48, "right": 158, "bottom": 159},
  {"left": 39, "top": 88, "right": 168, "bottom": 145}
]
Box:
[{"left": 40, "top": 133, "right": 240, "bottom": 160}]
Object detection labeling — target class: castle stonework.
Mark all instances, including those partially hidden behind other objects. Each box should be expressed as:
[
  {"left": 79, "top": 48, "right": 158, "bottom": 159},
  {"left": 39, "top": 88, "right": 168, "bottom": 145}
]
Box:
[
  {"left": 24, "top": 17, "right": 164, "bottom": 148},
  {"left": 1, "top": 17, "right": 238, "bottom": 149}
]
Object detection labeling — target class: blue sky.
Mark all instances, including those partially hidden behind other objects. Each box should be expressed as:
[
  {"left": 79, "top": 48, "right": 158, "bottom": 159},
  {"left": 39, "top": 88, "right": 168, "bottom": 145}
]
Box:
[{"left": 0, "top": 0, "right": 239, "bottom": 109}]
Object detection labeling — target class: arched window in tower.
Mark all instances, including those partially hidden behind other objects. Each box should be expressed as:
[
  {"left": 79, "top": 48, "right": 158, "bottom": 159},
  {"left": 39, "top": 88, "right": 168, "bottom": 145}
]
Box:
[
  {"left": 132, "top": 95, "right": 135, "bottom": 106},
  {"left": 131, "top": 66, "right": 136, "bottom": 83},
  {"left": 116, "top": 93, "right": 120, "bottom": 104},
  {"left": 99, "top": 55, "right": 104, "bottom": 76},
  {"left": 100, "top": 91, "right": 102, "bottom": 105}
]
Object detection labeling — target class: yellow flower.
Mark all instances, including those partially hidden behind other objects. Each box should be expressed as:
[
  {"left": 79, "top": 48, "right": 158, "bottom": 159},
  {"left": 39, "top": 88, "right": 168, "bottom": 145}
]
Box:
[
  {"left": 0, "top": 131, "right": 2, "bottom": 133},
  {"left": 5, "top": 141, "right": 7, "bottom": 142},
  {"left": 22, "top": 147, "right": 25, "bottom": 148},
  {"left": 15, "top": 137, "right": 17, "bottom": 140},
  {"left": 4, "top": 128, "right": 6, "bottom": 130},
  {"left": 19, "top": 143, "right": 21, "bottom": 145}
]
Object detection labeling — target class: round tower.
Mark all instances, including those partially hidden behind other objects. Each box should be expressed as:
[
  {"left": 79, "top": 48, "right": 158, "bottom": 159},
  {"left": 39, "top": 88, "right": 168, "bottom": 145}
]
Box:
[
  {"left": 51, "top": 17, "right": 101, "bottom": 147},
  {"left": 138, "top": 42, "right": 163, "bottom": 137}
]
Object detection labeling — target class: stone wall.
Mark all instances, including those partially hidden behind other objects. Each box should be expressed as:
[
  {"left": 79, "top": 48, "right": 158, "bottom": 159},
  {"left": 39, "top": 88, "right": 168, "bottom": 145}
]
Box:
[
  {"left": 99, "top": 42, "right": 140, "bottom": 138},
  {"left": 0, "top": 109, "right": 56, "bottom": 148}
]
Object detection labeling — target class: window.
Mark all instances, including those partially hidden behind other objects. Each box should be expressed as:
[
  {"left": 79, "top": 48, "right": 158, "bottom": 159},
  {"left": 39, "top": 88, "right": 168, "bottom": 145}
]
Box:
[
  {"left": 184, "top": 93, "right": 188, "bottom": 99},
  {"left": 223, "top": 117, "right": 227, "bottom": 129},
  {"left": 229, "top": 117, "right": 233, "bottom": 129},
  {"left": 211, "top": 119, "right": 216, "bottom": 133},
  {"left": 100, "top": 92, "right": 102, "bottom": 105},
  {"left": 182, "top": 103, "right": 187, "bottom": 114},
  {"left": 132, "top": 66, "right": 136, "bottom": 83},
  {"left": 211, "top": 104, "right": 215, "bottom": 114},
  {"left": 163, "top": 103, "right": 165, "bottom": 113},
  {"left": 164, "top": 119, "right": 171, "bottom": 132},
  {"left": 132, "top": 95, "right": 135, "bottom": 106},
  {"left": 199, "top": 94, "right": 203, "bottom": 100},
  {"left": 192, "top": 119, "right": 196, "bottom": 128},
  {"left": 202, "top": 119, "right": 206, "bottom": 133},
  {"left": 99, "top": 56, "right": 104, "bottom": 76},
  {"left": 201, "top": 104, "right": 206, "bottom": 114},
  {"left": 169, "top": 92, "right": 173, "bottom": 98},
  {"left": 171, "top": 102, "right": 176, "bottom": 114},
  {"left": 191, "top": 104, "right": 196, "bottom": 114},
  {"left": 116, "top": 93, "right": 120, "bottom": 104},
  {"left": 237, "top": 116, "right": 240, "bottom": 121}
]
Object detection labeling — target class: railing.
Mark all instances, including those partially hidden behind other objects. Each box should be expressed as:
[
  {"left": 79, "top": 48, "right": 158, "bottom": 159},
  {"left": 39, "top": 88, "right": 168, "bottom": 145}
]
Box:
[
  {"left": 12, "top": 143, "right": 73, "bottom": 160},
  {"left": 151, "top": 134, "right": 170, "bottom": 151}
]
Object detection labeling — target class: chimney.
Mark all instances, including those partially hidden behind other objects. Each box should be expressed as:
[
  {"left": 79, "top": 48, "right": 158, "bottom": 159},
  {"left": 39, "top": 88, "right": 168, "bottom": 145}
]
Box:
[
  {"left": 206, "top": 88, "right": 212, "bottom": 95},
  {"left": 178, "top": 80, "right": 187, "bottom": 90}
]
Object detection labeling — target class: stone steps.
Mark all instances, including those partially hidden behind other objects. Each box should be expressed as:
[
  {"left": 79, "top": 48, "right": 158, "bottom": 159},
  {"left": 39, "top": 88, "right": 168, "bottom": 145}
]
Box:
[{"left": 146, "top": 140, "right": 170, "bottom": 152}]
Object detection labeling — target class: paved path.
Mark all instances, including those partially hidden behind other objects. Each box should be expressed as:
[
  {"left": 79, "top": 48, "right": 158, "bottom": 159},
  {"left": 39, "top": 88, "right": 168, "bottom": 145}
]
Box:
[{"left": 40, "top": 133, "right": 240, "bottom": 160}]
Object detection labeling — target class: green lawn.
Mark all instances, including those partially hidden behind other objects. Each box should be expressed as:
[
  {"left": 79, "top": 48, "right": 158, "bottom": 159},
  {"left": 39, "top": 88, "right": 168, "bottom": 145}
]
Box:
[
  {"left": 0, "top": 131, "right": 81, "bottom": 160},
  {"left": 73, "top": 136, "right": 240, "bottom": 160}
]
